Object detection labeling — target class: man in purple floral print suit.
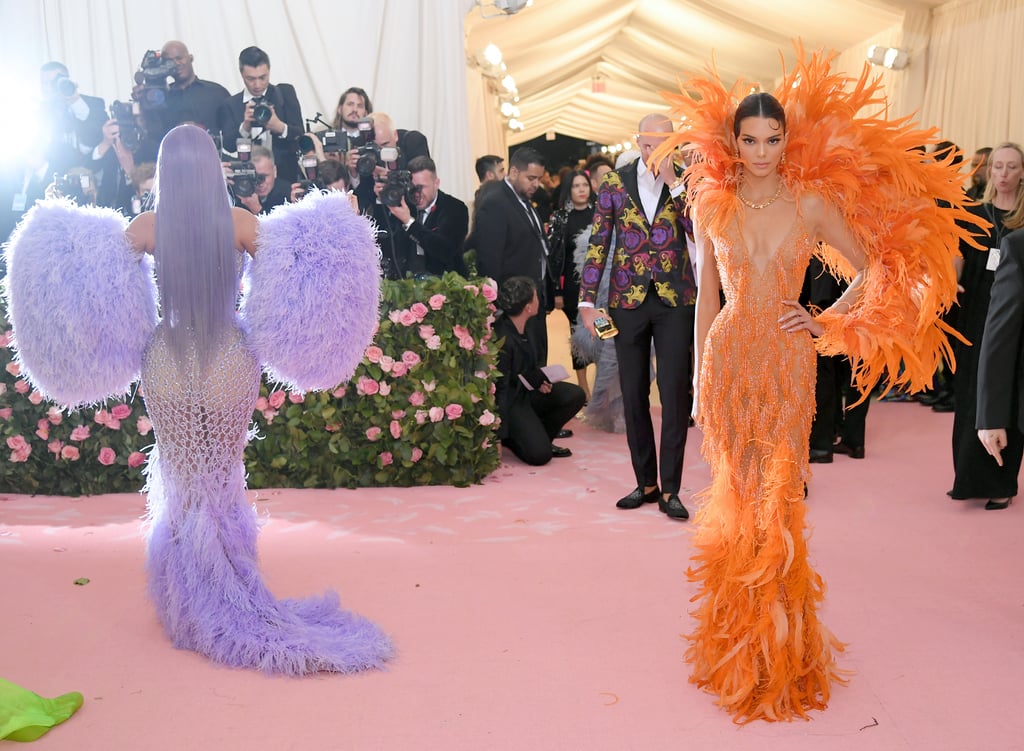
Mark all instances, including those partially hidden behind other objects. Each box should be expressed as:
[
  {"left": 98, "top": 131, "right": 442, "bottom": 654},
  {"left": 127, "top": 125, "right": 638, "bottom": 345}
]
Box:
[{"left": 579, "top": 114, "right": 696, "bottom": 521}]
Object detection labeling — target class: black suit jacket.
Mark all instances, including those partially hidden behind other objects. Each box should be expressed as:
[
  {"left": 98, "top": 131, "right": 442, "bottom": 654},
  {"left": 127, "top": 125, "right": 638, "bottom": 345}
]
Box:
[
  {"left": 493, "top": 316, "right": 547, "bottom": 439},
  {"left": 977, "top": 229, "right": 1024, "bottom": 432},
  {"left": 217, "top": 83, "right": 303, "bottom": 182},
  {"left": 474, "top": 180, "right": 548, "bottom": 299},
  {"left": 407, "top": 190, "right": 468, "bottom": 276},
  {"left": 40, "top": 93, "right": 107, "bottom": 175}
]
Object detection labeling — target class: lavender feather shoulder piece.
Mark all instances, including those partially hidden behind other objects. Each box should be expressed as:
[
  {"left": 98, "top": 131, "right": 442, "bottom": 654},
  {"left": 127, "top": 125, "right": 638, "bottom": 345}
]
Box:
[
  {"left": 241, "top": 191, "right": 381, "bottom": 391},
  {"left": 2, "top": 199, "right": 158, "bottom": 408}
]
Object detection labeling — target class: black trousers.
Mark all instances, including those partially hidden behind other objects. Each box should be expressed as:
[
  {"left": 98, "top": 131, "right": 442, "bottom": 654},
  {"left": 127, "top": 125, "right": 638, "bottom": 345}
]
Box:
[
  {"left": 610, "top": 291, "right": 695, "bottom": 495},
  {"left": 810, "top": 354, "right": 869, "bottom": 450},
  {"left": 502, "top": 382, "right": 586, "bottom": 466},
  {"left": 526, "top": 310, "right": 549, "bottom": 366}
]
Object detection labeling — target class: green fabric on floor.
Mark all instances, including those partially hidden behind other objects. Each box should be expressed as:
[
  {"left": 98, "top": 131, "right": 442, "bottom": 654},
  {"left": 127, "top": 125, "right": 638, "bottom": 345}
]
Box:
[{"left": 0, "top": 678, "right": 83, "bottom": 743}]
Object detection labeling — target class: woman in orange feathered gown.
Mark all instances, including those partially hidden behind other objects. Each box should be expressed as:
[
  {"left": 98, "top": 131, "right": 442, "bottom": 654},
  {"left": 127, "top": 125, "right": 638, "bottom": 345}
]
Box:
[{"left": 654, "top": 50, "right": 983, "bottom": 723}]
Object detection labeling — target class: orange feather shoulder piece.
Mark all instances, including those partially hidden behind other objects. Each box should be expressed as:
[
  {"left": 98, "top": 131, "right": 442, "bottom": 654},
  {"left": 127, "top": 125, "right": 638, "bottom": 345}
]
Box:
[{"left": 654, "top": 45, "right": 988, "bottom": 396}]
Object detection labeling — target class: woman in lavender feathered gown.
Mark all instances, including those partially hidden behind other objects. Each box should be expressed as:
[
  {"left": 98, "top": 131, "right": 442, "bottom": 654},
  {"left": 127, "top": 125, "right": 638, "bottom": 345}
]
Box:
[{"left": 4, "top": 125, "right": 392, "bottom": 674}]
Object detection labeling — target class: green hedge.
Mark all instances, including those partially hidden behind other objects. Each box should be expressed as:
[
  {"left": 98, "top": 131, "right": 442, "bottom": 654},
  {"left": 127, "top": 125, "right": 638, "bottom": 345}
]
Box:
[{"left": 0, "top": 273, "right": 502, "bottom": 495}]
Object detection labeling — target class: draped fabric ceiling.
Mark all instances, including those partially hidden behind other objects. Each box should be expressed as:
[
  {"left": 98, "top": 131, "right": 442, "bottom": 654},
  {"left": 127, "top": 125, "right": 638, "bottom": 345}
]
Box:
[{"left": 467, "top": 0, "right": 904, "bottom": 146}]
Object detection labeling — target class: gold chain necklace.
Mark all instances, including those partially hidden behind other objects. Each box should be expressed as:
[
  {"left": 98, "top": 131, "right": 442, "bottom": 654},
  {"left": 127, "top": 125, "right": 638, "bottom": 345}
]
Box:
[{"left": 738, "top": 181, "right": 783, "bottom": 210}]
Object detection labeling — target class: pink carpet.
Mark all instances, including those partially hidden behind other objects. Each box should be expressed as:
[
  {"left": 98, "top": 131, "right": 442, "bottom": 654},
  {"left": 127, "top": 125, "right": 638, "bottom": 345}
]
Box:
[{"left": 2, "top": 399, "right": 1021, "bottom": 750}]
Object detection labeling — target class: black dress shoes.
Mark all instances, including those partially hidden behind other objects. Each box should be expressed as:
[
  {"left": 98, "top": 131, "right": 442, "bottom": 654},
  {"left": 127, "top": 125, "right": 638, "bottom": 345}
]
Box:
[
  {"left": 809, "top": 449, "right": 833, "bottom": 464},
  {"left": 616, "top": 486, "right": 660, "bottom": 509},
  {"left": 556, "top": 429, "right": 574, "bottom": 439},
  {"left": 659, "top": 493, "right": 689, "bottom": 520},
  {"left": 832, "top": 441, "right": 865, "bottom": 459},
  {"left": 550, "top": 444, "right": 572, "bottom": 458},
  {"left": 985, "top": 497, "right": 1013, "bottom": 510}
]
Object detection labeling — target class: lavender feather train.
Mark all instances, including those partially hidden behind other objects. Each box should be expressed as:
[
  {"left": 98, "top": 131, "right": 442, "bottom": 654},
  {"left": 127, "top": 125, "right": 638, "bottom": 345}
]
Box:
[
  {"left": 4, "top": 180, "right": 392, "bottom": 675},
  {"left": 2, "top": 199, "right": 158, "bottom": 409}
]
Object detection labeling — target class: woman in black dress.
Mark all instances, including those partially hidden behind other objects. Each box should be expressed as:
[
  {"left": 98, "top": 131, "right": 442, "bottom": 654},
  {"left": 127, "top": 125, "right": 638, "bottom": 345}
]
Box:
[{"left": 950, "top": 142, "right": 1024, "bottom": 507}]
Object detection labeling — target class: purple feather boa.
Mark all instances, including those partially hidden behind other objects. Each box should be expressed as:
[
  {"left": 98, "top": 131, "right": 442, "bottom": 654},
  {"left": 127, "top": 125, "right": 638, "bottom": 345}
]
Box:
[
  {"left": 2, "top": 199, "right": 158, "bottom": 408},
  {"left": 242, "top": 191, "right": 381, "bottom": 391}
]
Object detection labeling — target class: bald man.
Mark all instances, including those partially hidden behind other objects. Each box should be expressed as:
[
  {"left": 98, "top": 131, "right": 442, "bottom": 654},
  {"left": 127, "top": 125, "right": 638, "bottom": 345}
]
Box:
[
  {"left": 578, "top": 113, "right": 697, "bottom": 520},
  {"left": 157, "top": 40, "right": 229, "bottom": 136}
]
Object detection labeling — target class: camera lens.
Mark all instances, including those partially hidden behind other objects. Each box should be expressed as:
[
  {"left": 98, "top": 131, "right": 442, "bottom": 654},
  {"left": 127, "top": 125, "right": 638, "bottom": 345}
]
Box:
[
  {"left": 55, "top": 76, "right": 77, "bottom": 98},
  {"left": 252, "top": 103, "right": 272, "bottom": 126}
]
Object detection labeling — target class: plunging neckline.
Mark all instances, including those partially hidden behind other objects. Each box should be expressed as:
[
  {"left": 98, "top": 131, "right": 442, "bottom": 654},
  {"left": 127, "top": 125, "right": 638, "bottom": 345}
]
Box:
[{"left": 740, "top": 217, "right": 803, "bottom": 277}]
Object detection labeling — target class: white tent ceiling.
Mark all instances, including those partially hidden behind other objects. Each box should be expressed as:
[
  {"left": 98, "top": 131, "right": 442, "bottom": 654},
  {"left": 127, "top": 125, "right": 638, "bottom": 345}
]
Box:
[{"left": 465, "top": 0, "right": 946, "bottom": 147}]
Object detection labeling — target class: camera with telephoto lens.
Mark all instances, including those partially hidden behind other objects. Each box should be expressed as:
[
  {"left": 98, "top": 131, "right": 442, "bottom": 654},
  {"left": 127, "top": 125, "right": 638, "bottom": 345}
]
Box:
[
  {"left": 379, "top": 169, "right": 418, "bottom": 208},
  {"left": 110, "top": 100, "right": 142, "bottom": 152},
  {"left": 133, "top": 50, "right": 177, "bottom": 110},
  {"left": 227, "top": 140, "right": 261, "bottom": 197},
  {"left": 53, "top": 172, "right": 93, "bottom": 205},
  {"left": 52, "top": 74, "right": 77, "bottom": 98},
  {"left": 250, "top": 96, "right": 272, "bottom": 127},
  {"left": 294, "top": 157, "right": 322, "bottom": 201}
]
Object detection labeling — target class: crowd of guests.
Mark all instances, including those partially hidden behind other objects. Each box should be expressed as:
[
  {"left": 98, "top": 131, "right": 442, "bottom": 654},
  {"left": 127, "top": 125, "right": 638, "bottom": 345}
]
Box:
[{"left": 6, "top": 43, "right": 1021, "bottom": 515}]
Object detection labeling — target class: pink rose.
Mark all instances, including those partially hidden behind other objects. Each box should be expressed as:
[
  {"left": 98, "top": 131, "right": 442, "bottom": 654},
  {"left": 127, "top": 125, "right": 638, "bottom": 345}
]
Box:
[
  {"left": 402, "top": 351, "right": 421, "bottom": 367},
  {"left": 463, "top": 284, "right": 479, "bottom": 295},
  {"left": 378, "top": 381, "right": 392, "bottom": 396},
  {"left": 390, "top": 362, "right": 408, "bottom": 378},
  {"left": 415, "top": 410, "right": 428, "bottom": 424},
  {"left": 418, "top": 325, "right": 435, "bottom": 340},
  {"left": 391, "top": 410, "right": 407, "bottom": 419},
  {"left": 366, "top": 426, "right": 382, "bottom": 441},
  {"left": 7, "top": 435, "right": 29, "bottom": 452},
  {"left": 10, "top": 446, "right": 31, "bottom": 463},
  {"left": 458, "top": 336, "right": 475, "bottom": 350},
  {"left": 399, "top": 309, "right": 418, "bottom": 327},
  {"left": 411, "top": 447, "right": 423, "bottom": 462},
  {"left": 0, "top": 407, "right": 11, "bottom": 421},
  {"left": 61, "top": 445, "right": 80, "bottom": 461},
  {"left": 471, "top": 394, "right": 481, "bottom": 403},
  {"left": 107, "top": 419, "right": 121, "bottom": 431},
  {"left": 325, "top": 423, "right": 341, "bottom": 432},
  {"left": 477, "top": 344, "right": 490, "bottom": 355},
  {"left": 70, "top": 425, "right": 91, "bottom": 442},
  {"left": 255, "top": 396, "right": 269, "bottom": 411},
  {"left": 111, "top": 404, "right": 132, "bottom": 420},
  {"left": 479, "top": 409, "right": 496, "bottom": 426},
  {"left": 365, "top": 345, "right": 384, "bottom": 363},
  {"left": 268, "top": 391, "right": 286, "bottom": 409},
  {"left": 14, "top": 380, "right": 29, "bottom": 394},
  {"left": 481, "top": 282, "right": 498, "bottom": 302},
  {"left": 264, "top": 409, "right": 278, "bottom": 424},
  {"left": 48, "top": 440, "right": 63, "bottom": 456},
  {"left": 28, "top": 391, "right": 44, "bottom": 405},
  {"left": 93, "top": 410, "right": 109, "bottom": 426},
  {"left": 482, "top": 438, "right": 492, "bottom": 450},
  {"left": 379, "top": 355, "right": 394, "bottom": 373},
  {"left": 445, "top": 404, "right": 464, "bottom": 420},
  {"left": 0, "top": 383, "right": 5, "bottom": 395},
  {"left": 422, "top": 380, "right": 437, "bottom": 392},
  {"left": 98, "top": 447, "right": 116, "bottom": 466},
  {"left": 410, "top": 302, "right": 429, "bottom": 321},
  {"left": 453, "top": 324, "right": 470, "bottom": 339},
  {"left": 47, "top": 406, "right": 63, "bottom": 425},
  {"left": 5, "top": 361, "right": 20, "bottom": 376},
  {"left": 332, "top": 387, "right": 347, "bottom": 398},
  {"left": 128, "top": 451, "right": 147, "bottom": 468},
  {"left": 408, "top": 391, "right": 425, "bottom": 406},
  {"left": 380, "top": 451, "right": 394, "bottom": 466},
  {"left": 372, "top": 320, "right": 380, "bottom": 337},
  {"left": 357, "top": 376, "right": 380, "bottom": 396},
  {"left": 136, "top": 416, "right": 153, "bottom": 436},
  {"left": 0, "top": 330, "right": 10, "bottom": 348},
  {"left": 288, "top": 393, "right": 305, "bottom": 404},
  {"left": 35, "top": 428, "right": 48, "bottom": 441},
  {"left": 429, "top": 406, "right": 444, "bottom": 423},
  {"left": 426, "top": 335, "right": 441, "bottom": 350},
  {"left": 390, "top": 420, "right": 402, "bottom": 439},
  {"left": 388, "top": 310, "right": 402, "bottom": 323},
  {"left": 428, "top": 294, "right": 447, "bottom": 310}
]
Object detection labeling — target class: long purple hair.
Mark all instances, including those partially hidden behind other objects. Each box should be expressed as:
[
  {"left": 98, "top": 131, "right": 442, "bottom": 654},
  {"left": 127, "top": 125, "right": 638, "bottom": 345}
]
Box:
[{"left": 153, "top": 125, "right": 237, "bottom": 369}]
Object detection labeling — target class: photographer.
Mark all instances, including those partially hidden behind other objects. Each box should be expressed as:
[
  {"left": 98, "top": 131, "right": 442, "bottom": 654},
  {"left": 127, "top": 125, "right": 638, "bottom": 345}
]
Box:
[
  {"left": 329, "top": 87, "right": 372, "bottom": 181},
  {"left": 217, "top": 46, "right": 303, "bottom": 183},
  {"left": 229, "top": 145, "right": 290, "bottom": 215},
  {"left": 386, "top": 156, "right": 469, "bottom": 277},
  {"left": 38, "top": 62, "right": 106, "bottom": 175},
  {"left": 156, "top": 41, "right": 230, "bottom": 136},
  {"left": 289, "top": 159, "right": 350, "bottom": 204},
  {"left": 352, "top": 112, "right": 429, "bottom": 210}
]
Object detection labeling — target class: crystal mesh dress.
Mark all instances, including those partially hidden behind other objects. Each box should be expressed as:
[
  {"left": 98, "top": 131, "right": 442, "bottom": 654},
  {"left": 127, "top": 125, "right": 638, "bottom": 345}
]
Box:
[
  {"left": 4, "top": 192, "right": 393, "bottom": 675},
  {"left": 652, "top": 48, "right": 983, "bottom": 722}
]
